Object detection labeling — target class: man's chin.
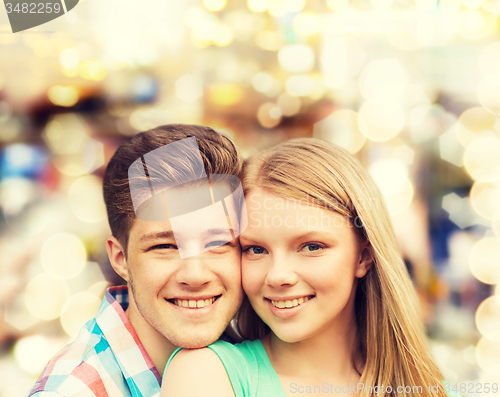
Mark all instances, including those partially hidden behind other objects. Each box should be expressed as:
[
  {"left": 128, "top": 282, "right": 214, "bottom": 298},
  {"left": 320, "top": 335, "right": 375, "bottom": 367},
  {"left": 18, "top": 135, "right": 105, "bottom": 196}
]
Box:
[{"left": 169, "top": 330, "right": 222, "bottom": 350}]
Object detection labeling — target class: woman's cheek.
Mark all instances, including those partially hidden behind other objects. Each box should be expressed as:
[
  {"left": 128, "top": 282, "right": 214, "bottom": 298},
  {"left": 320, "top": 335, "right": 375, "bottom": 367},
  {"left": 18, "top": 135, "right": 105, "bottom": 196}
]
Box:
[{"left": 241, "top": 265, "right": 264, "bottom": 296}]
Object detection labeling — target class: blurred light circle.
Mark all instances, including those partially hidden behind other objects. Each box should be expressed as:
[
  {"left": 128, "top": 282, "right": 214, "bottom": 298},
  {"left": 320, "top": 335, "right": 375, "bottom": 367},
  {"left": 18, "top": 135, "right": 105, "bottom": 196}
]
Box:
[
  {"left": 80, "top": 60, "right": 107, "bottom": 81},
  {"left": 358, "top": 101, "right": 404, "bottom": 142},
  {"left": 268, "top": 0, "right": 305, "bottom": 16},
  {"left": 479, "top": 42, "right": 500, "bottom": 83},
  {"left": 25, "top": 274, "right": 70, "bottom": 320},
  {"left": 464, "top": 132, "right": 500, "bottom": 182},
  {"left": 456, "top": 107, "right": 498, "bottom": 147},
  {"left": 359, "top": 59, "right": 408, "bottom": 102},
  {"left": 463, "top": 0, "right": 483, "bottom": 9},
  {"left": 369, "top": 158, "right": 409, "bottom": 197},
  {"left": 41, "top": 233, "right": 87, "bottom": 280},
  {"left": 278, "top": 44, "right": 315, "bottom": 73},
  {"left": 476, "top": 296, "right": 500, "bottom": 341},
  {"left": 371, "top": 0, "right": 392, "bottom": 11},
  {"left": 255, "top": 30, "right": 283, "bottom": 51},
  {"left": 493, "top": 217, "right": 500, "bottom": 238},
  {"left": 459, "top": 9, "right": 497, "bottom": 39},
  {"left": 476, "top": 337, "right": 500, "bottom": 371},
  {"left": 214, "top": 25, "right": 233, "bottom": 46},
  {"left": 285, "top": 75, "right": 314, "bottom": 97},
  {"left": 252, "top": 72, "right": 281, "bottom": 95},
  {"left": 14, "top": 335, "right": 53, "bottom": 375},
  {"left": 277, "top": 93, "right": 301, "bottom": 116},
  {"left": 208, "top": 83, "right": 244, "bottom": 106},
  {"left": 326, "top": 0, "right": 349, "bottom": 11},
  {"left": 59, "top": 48, "right": 80, "bottom": 70},
  {"left": 175, "top": 74, "right": 203, "bottom": 103},
  {"left": 257, "top": 102, "right": 282, "bottom": 128},
  {"left": 129, "top": 107, "right": 176, "bottom": 132},
  {"left": 43, "top": 114, "right": 102, "bottom": 177},
  {"left": 248, "top": 0, "right": 269, "bottom": 12},
  {"left": 409, "top": 105, "right": 449, "bottom": 143},
  {"left": 60, "top": 292, "right": 102, "bottom": 337},
  {"left": 440, "top": 0, "right": 462, "bottom": 12},
  {"left": 383, "top": 177, "right": 414, "bottom": 215},
  {"left": 88, "top": 281, "right": 111, "bottom": 299},
  {"left": 415, "top": 0, "right": 437, "bottom": 9},
  {"left": 292, "top": 12, "right": 320, "bottom": 36},
  {"left": 204, "top": 0, "right": 227, "bottom": 12},
  {"left": 0, "top": 177, "right": 35, "bottom": 216},
  {"left": 47, "top": 85, "right": 79, "bottom": 107},
  {"left": 224, "top": 11, "right": 258, "bottom": 41},
  {"left": 469, "top": 238, "right": 500, "bottom": 284},
  {"left": 313, "top": 109, "right": 366, "bottom": 154},
  {"left": 388, "top": 11, "right": 437, "bottom": 51},
  {"left": 481, "top": 0, "right": 500, "bottom": 14},
  {"left": 470, "top": 180, "right": 500, "bottom": 220},
  {"left": 478, "top": 79, "right": 500, "bottom": 114},
  {"left": 69, "top": 175, "right": 107, "bottom": 223}
]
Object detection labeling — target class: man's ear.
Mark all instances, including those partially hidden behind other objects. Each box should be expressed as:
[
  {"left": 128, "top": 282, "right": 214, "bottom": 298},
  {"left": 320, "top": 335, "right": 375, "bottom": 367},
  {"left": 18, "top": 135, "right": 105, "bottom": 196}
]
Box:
[
  {"left": 106, "top": 236, "right": 129, "bottom": 281},
  {"left": 355, "top": 241, "right": 373, "bottom": 278}
]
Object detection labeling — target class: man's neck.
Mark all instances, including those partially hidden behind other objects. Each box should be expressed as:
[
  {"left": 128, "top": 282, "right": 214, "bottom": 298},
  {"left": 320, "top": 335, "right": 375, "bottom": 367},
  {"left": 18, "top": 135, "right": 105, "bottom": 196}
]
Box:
[{"left": 125, "top": 302, "right": 178, "bottom": 377}]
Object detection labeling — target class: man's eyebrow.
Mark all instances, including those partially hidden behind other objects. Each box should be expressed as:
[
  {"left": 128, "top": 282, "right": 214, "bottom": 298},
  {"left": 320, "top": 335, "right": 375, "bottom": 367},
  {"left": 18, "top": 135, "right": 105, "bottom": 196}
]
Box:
[
  {"left": 138, "top": 231, "right": 175, "bottom": 243},
  {"left": 138, "top": 229, "right": 234, "bottom": 243},
  {"left": 203, "top": 228, "right": 234, "bottom": 237}
]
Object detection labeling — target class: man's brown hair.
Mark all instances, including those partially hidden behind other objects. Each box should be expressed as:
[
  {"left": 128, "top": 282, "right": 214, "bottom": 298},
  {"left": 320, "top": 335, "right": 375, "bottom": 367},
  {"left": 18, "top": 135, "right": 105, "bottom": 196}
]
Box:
[{"left": 103, "top": 124, "right": 242, "bottom": 254}]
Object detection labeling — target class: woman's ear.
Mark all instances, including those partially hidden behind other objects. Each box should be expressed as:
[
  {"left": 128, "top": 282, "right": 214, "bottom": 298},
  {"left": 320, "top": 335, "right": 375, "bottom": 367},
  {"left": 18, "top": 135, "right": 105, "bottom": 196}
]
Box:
[
  {"left": 106, "top": 236, "right": 129, "bottom": 281},
  {"left": 355, "top": 241, "right": 373, "bottom": 278}
]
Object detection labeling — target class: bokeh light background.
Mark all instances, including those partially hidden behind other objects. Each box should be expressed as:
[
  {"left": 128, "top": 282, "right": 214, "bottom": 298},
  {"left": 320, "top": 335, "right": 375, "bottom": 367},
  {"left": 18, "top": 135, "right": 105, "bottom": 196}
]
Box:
[{"left": 1, "top": 0, "right": 500, "bottom": 395}]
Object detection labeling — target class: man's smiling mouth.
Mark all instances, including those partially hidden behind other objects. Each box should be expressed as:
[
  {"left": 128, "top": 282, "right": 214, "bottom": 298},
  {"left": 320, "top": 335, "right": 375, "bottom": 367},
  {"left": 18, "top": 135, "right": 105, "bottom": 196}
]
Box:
[{"left": 167, "top": 295, "right": 222, "bottom": 309}]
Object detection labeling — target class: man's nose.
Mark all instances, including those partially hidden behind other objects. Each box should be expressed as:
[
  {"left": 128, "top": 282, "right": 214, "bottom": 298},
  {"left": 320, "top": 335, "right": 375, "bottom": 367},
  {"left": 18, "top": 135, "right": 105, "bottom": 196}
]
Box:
[{"left": 175, "top": 256, "right": 215, "bottom": 288}]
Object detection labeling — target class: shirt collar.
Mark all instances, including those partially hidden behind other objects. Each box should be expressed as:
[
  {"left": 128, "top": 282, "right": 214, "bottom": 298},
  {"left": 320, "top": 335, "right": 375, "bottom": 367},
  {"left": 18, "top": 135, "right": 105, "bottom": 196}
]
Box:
[{"left": 96, "top": 286, "right": 162, "bottom": 395}]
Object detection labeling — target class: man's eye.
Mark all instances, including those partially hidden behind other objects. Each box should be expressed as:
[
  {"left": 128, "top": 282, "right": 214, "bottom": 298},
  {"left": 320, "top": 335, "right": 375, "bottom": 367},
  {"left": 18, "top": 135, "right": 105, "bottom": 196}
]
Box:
[
  {"left": 205, "top": 240, "right": 229, "bottom": 249},
  {"left": 243, "top": 246, "right": 267, "bottom": 255},
  {"left": 151, "top": 244, "right": 177, "bottom": 250},
  {"left": 301, "top": 243, "right": 324, "bottom": 252}
]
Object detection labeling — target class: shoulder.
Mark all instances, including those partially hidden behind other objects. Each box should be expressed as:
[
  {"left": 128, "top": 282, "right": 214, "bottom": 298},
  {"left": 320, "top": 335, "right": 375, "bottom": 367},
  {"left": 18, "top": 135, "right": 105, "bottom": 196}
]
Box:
[
  {"left": 28, "top": 323, "right": 121, "bottom": 396},
  {"left": 162, "top": 348, "right": 235, "bottom": 397}
]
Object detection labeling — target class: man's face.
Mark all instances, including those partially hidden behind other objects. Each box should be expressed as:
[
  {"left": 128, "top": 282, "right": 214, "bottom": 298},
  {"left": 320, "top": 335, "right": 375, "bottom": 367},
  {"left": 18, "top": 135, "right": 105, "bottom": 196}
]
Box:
[{"left": 123, "top": 183, "right": 243, "bottom": 349}]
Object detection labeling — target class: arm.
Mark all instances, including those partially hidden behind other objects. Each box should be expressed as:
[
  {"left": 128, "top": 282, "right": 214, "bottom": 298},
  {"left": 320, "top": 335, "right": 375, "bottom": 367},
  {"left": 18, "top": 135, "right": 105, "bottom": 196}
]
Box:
[{"left": 161, "top": 348, "right": 236, "bottom": 397}]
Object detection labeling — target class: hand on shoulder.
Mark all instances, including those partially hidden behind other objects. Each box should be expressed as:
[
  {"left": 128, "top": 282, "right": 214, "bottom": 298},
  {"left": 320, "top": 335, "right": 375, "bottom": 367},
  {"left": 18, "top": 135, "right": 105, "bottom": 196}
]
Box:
[{"left": 161, "top": 348, "right": 235, "bottom": 397}]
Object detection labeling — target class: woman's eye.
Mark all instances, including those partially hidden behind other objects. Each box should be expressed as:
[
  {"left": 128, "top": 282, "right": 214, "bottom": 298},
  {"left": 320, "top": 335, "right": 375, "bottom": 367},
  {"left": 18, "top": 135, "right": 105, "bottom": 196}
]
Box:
[
  {"left": 243, "top": 246, "right": 267, "bottom": 255},
  {"left": 302, "top": 243, "right": 323, "bottom": 252}
]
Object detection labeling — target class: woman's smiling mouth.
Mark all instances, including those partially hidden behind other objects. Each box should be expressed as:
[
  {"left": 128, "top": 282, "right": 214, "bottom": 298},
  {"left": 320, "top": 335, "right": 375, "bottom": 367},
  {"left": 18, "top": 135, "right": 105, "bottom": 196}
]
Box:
[{"left": 268, "top": 295, "right": 314, "bottom": 309}]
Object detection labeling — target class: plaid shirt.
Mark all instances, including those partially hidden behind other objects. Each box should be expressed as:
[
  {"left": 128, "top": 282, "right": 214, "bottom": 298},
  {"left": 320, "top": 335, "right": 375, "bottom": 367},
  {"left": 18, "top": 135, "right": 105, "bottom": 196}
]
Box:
[{"left": 27, "top": 286, "right": 162, "bottom": 397}]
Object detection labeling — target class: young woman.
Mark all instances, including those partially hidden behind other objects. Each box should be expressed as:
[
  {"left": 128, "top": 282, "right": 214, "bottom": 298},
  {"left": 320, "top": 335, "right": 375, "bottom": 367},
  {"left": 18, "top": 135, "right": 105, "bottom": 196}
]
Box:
[{"left": 161, "top": 138, "right": 452, "bottom": 397}]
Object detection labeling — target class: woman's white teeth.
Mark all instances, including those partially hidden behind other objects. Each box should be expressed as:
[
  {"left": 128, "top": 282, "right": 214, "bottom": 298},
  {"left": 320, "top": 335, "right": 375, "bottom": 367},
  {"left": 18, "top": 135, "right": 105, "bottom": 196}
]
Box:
[
  {"left": 174, "top": 297, "right": 216, "bottom": 308},
  {"left": 271, "top": 296, "right": 310, "bottom": 309}
]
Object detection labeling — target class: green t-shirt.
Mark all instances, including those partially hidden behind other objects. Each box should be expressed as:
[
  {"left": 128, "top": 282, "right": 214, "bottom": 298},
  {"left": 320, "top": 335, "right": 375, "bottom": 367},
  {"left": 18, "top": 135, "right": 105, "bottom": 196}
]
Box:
[
  {"left": 165, "top": 339, "right": 463, "bottom": 397},
  {"left": 165, "top": 339, "right": 286, "bottom": 397}
]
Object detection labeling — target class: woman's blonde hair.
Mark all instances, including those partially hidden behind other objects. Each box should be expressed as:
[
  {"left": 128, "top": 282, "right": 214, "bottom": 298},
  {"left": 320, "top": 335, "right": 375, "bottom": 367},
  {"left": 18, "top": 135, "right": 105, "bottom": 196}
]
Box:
[{"left": 236, "top": 138, "right": 446, "bottom": 397}]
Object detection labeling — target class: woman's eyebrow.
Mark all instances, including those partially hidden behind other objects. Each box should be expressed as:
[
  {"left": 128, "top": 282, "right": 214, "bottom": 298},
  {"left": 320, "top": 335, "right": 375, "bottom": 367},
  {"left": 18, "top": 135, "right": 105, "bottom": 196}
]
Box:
[{"left": 239, "top": 235, "right": 261, "bottom": 244}]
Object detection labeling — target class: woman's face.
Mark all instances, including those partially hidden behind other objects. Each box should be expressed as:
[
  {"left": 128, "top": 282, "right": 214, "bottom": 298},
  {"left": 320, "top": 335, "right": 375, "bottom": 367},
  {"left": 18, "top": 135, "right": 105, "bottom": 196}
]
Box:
[{"left": 240, "top": 188, "right": 372, "bottom": 343}]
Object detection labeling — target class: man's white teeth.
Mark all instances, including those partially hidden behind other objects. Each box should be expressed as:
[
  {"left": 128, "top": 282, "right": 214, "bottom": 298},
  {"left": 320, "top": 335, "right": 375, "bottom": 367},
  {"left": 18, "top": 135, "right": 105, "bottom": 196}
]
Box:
[
  {"left": 174, "top": 297, "right": 216, "bottom": 308},
  {"left": 271, "top": 296, "right": 311, "bottom": 309}
]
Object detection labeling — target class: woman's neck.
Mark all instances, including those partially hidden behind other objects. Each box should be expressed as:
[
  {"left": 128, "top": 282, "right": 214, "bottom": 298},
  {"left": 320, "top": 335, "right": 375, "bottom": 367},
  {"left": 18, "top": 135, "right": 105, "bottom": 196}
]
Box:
[{"left": 263, "top": 320, "right": 361, "bottom": 386}]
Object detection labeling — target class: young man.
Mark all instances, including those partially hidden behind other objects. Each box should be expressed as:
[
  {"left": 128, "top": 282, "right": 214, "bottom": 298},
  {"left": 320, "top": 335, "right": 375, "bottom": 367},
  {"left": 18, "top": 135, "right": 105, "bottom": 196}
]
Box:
[{"left": 28, "top": 124, "right": 245, "bottom": 396}]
